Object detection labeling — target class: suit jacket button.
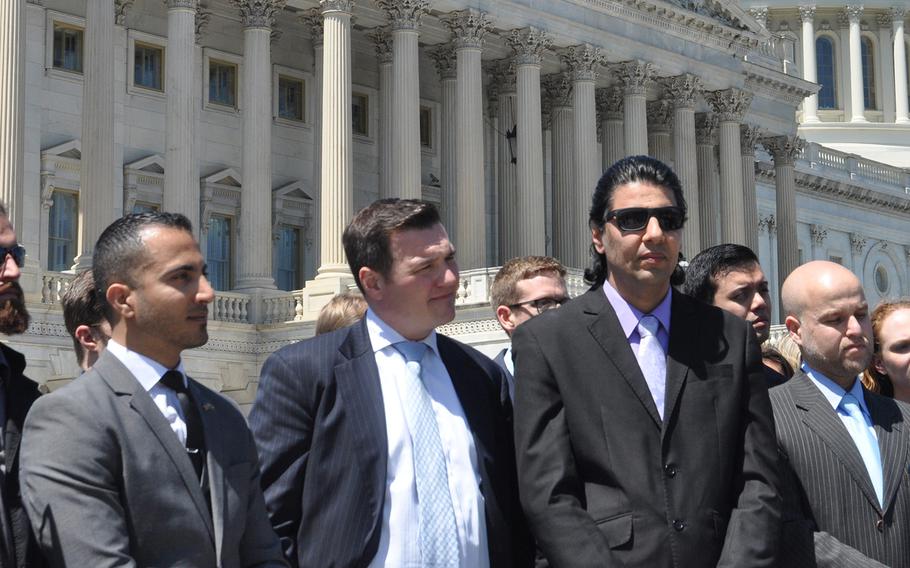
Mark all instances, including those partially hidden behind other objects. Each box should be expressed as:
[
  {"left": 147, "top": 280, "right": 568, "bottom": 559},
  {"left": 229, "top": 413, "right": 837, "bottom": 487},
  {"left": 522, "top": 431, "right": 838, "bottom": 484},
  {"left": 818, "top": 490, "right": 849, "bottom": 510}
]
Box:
[
  {"left": 672, "top": 519, "right": 686, "bottom": 531},
  {"left": 664, "top": 464, "right": 677, "bottom": 478},
  {"left": 876, "top": 518, "right": 884, "bottom": 532}
]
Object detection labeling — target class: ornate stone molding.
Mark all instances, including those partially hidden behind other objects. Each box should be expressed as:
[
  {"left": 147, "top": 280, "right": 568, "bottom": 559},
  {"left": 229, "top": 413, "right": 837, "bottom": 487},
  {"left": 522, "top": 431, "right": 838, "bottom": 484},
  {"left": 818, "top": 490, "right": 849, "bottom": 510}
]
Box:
[
  {"left": 704, "top": 88, "right": 752, "bottom": 121},
  {"left": 427, "top": 44, "right": 457, "bottom": 79},
  {"left": 166, "top": 0, "right": 197, "bottom": 9},
  {"left": 647, "top": 99, "right": 673, "bottom": 131},
  {"left": 890, "top": 6, "right": 907, "bottom": 21},
  {"left": 485, "top": 58, "right": 516, "bottom": 91},
  {"left": 662, "top": 73, "right": 702, "bottom": 109},
  {"left": 596, "top": 86, "right": 624, "bottom": 119},
  {"left": 744, "top": 66, "right": 818, "bottom": 108},
  {"left": 231, "top": 0, "right": 287, "bottom": 29},
  {"left": 850, "top": 233, "right": 867, "bottom": 254},
  {"left": 376, "top": 0, "right": 429, "bottom": 31},
  {"left": 740, "top": 124, "right": 764, "bottom": 156},
  {"left": 559, "top": 44, "right": 606, "bottom": 82},
  {"left": 320, "top": 0, "right": 354, "bottom": 15},
  {"left": 543, "top": 73, "right": 574, "bottom": 108},
  {"left": 787, "top": 172, "right": 910, "bottom": 216},
  {"left": 844, "top": 5, "right": 864, "bottom": 24},
  {"left": 837, "top": 12, "right": 850, "bottom": 28},
  {"left": 749, "top": 7, "right": 768, "bottom": 28},
  {"left": 613, "top": 60, "right": 655, "bottom": 96},
  {"left": 761, "top": 135, "right": 805, "bottom": 165},
  {"left": 115, "top": 0, "right": 135, "bottom": 25},
  {"left": 443, "top": 9, "right": 491, "bottom": 50},
  {"left": 368, "top": 27, "right": 394, "bottom": 64},
  {"left": 695, "top": 113, "right": 718, "bottom": 144},
  {"left": 758, "top": 214, "right": 776, "bottom": 235},
  {"left": 299, "top": 8, "right": 324, "bottom": 46},
  {"left": 797, "top": 5, "right": 816, "bottom": 23},
  {"left": 810, "top": 224, "right": 828, "bottom": 245},
  {"left": 195, "top": 3, "right": 211, "bottom": 42},
  {"left": 506, "top": 27, "right": 552, "bottom": 66}
]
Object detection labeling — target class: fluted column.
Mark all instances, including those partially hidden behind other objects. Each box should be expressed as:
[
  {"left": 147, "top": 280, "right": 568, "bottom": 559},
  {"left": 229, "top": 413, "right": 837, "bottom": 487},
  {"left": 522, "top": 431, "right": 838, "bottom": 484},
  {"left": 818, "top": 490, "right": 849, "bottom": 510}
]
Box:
[
  {"left": 490, "top": 60, "right": 518, "bottom": 262},
  {"left": 695, "top": 113, "right": 719, "bottom": 248},
  {"left": 646, "top": 99, "right": 673, "bottom": 164},
  {"left": 379, "top": 0, "right": 429, "bottom": 198},
  {"left": 799, "top": 6, "right": 820, "bottom": 123},
  {"left": 614, "top": 61, "right": 654, "bottom": 156},
  {"left": 370, "top": 28, "right": 394, "bottom": 198},
  {"left": 706, "top": 88, "right": 751, "bottom": 245},
  {"left": 892, "top": 7, "right": 909, "bottom": 123},
  {"left": 445, "top": 9, "right": 491, "bottom": 269},
  {"left": 75, "top": 0, "right": 116, "bottom": 269},
  {"left": 740, "top": 124, "right": 763, "bottom": 253},
  {"left": 507, "top": 28, "right": 551, "bottom": 257},
  {"left": 544, "top": 74, "right": 575, "bottom": 267},
  {"left": 301, "top": 10, "right": 324, "bottom": 270},
  {"left": 0, "top": 0, "right": 25, "bottom": 236},
  {"left": 762, "top": 135, "right": 805, "bottom": 285},
  {"left": 846, "top": 5, "right": 867, "bottom": 122},
  {"left": 317, "top": 0, "right": 353, "bottom": 277},
  {"left": 428, "top": 45, "right": 457, "bottom": 237},
  {"left": 664, "top": 73, "right": 701, "bottom": 259},
  {"left": 562, "top": 45, "right": 604, "bottom": 268},
  {"left": 597, "top": 86, "right": 624, "bottom": 170}
]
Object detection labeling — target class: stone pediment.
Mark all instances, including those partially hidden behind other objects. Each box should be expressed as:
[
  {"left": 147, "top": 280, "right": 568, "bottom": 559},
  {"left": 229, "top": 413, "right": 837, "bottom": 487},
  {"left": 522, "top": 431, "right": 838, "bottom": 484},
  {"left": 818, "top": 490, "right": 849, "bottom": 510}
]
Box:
[
  {"left": 202, "top": 168, "right": 242, "bottom": 188},
  {"left": 42, "top": 139, "right": 81, "bottom": 160},
  {"left": 125, "top": 154, "right": 165, "bottom": 174},
  {"left": 273, "top": 181, "right": 313, "bottom": 202}
]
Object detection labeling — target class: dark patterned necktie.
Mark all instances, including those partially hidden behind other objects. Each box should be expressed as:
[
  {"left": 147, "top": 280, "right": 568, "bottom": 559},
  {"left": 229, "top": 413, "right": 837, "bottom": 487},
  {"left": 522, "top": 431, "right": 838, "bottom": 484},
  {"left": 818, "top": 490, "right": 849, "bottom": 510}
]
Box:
[{"left": 160, "top": 370, "right": 206, "bottom": 480}]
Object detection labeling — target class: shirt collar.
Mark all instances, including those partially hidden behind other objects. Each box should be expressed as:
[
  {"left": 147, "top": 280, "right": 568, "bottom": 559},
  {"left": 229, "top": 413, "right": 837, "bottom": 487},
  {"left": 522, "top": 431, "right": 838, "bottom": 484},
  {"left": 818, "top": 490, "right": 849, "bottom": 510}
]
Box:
[
  {"left": 803, "top": 363, "right": 870, "bottom": 416},
  {"left": 365, "top": 308, "right": 439, "bottom": 358},
  {"left": 105, "top": 339, "right": 187, "bottom": 392},
  {"left": 602, "top": 279, "right": 673, "bottom": 339}
]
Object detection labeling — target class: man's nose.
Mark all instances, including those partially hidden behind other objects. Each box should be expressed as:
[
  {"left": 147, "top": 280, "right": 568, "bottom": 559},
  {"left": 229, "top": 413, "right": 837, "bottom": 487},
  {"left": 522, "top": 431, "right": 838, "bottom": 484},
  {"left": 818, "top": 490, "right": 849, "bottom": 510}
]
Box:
[
  {"left": 642, "top": 216, "right": 664, "bottom": 240},
  {"left": 197, "top": 275, "right": 215, "bottom": 304}
]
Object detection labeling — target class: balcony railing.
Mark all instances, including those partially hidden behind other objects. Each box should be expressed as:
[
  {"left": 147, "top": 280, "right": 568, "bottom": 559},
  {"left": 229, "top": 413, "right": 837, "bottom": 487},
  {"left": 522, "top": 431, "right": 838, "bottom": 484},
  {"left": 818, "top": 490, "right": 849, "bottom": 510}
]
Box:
[{"left": 800, "top": 142, "right": 910, "bottom": 196}]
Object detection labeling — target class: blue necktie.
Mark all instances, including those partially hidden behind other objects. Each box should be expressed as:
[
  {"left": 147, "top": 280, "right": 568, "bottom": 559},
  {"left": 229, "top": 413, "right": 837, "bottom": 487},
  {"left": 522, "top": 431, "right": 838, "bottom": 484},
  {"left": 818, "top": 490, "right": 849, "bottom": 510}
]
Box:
[
  {"left": 394, "top": 341, "right": 459, "bottom": 567},
  {"left": 637, "top": 315, "right": 667, "bottom": 420},
  {"left": 840, "top": 392, "right": 884, "bottom": 507}
]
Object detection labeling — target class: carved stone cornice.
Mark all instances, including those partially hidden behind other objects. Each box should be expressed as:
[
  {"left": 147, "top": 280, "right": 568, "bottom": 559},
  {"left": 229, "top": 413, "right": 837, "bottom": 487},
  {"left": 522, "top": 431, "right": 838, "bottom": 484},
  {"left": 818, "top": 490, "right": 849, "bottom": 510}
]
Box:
[
  {"left": 798, "top": 5, "right": 816, "bottom": 23},
  {"left": 115, "top": 0, "right": 134, "bottom": 25},
  {"left": 704, "top": 88, "right": 752, "bottom": 122},
  {"left": 166, "top": 0, "right": 196, "bottom": 9},
  {"left": 761, "top": 135, "right": 805, "bottom": 165},
  {"left": 559, "top": 44, "right": 606, "bottom": 82},
  {"left": 377, "top": 0, "right": 429, "bottom": 31},
  {"left": 662, "top": 73, "right": 702, "bottom": 109},
  {"left": 506, "top": 27, "right": 552, "bottom": 66},
  {"left": 810, "top": 224, "right": 828, "bottom": 245},
  {"left": 613, "top": 60, "right": 655, "bottom": 96},
  {"left": 695, "top": 113, "right": 718, "bottom": 144},
  {"left": 320, "top": 0, "right": 354, "bottom": 15},
  {"left": 890, "top": 7, "right": 907, "bottom": 22},
  {"left": 195, "top": 3, "right": 211, "bottom": 42},
  {"left": 749, "top": 7, "right": 768, "bottom": 29},
  {"left": 844, "top": 5, "right": 864, "bottom": 24},
  {"left": 427, "top": 44, "right": 457, "bottom": 80},
  {"left": 232, "top": 0, "right": 287, "bottom": 29},
  {"left": 543, "top": 73, "right": 574, "bottom": 108},
  {"left": 300, "top": 8, "right": 324, "bottom": 46},
  {"left": 740, "top": 124, "right": 764, "bottom": 156},
  {"left": 443, "top": 9, "right": 491, "bottom": 50},
  {"left": 850, "top": 233, "right": 867, "bottom": 254},
  {"left": 744, "top": 65, "right": 819, "bottom": 108},
  {"left": 596, "top": 86, "right": 624, "bottom": 119},
  {"left": 647, "top": 99, "right": 673, "bottom": 131},
  {"left": 758, "top": 214, "right": 776, "bottom": 235}
]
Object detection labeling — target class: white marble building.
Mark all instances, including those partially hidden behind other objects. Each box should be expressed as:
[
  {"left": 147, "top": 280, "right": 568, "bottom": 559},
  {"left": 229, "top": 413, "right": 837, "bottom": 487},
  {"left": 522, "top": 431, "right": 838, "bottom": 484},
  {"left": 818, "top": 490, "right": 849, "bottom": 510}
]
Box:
[{"left": 0, "top": 0, "right": 908, "bottom": 408}]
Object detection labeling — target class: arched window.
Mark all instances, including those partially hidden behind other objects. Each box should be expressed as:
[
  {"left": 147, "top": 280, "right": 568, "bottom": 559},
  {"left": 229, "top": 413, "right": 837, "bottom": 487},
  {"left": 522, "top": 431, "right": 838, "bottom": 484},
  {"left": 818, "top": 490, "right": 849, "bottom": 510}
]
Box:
[
  {"left": 816, "top": 36, "right": 837, "bottom": 109},
  {"left": 861, "top": 36, "right": 877, "bottom": 110}
]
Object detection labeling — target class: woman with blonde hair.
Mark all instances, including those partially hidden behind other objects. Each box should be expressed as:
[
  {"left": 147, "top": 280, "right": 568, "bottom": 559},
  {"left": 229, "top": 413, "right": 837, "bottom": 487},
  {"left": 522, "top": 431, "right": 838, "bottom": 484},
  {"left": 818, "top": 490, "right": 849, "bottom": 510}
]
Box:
[{"left": 862, "top": 299, "right": 910, "bottom": 402}]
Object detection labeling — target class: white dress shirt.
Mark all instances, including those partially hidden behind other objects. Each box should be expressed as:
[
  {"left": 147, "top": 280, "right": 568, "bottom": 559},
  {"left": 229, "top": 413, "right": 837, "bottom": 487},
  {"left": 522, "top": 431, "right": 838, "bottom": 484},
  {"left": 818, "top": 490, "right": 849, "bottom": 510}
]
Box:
[
  {"left": 105, "top": 339, "right": 189, "bottom": 445},
  {"left": 365, "top": 309, "right": 489, "bottom": 568}
]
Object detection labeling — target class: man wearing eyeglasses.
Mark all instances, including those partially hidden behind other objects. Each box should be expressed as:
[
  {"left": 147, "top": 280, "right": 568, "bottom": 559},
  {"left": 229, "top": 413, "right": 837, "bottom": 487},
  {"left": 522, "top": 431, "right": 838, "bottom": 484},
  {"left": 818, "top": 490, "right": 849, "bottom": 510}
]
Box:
[
  {"left": 512, "top": 156, "right": 781, "bottom": 567},
  {"left": 0, "top": 204, "right": 46, "bottom": 568},
  {"left": 489, "top": 256, "right": 568, "bottom": 404}
]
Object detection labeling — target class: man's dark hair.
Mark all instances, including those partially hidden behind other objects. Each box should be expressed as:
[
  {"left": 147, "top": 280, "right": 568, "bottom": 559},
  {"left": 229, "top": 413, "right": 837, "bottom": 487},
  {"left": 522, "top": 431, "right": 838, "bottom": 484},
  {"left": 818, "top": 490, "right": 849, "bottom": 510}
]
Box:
[
  {"left": 61, "top": 269, "right": 106, "bottom": 362},
  {"left": 342, "top": 199, "right": 442, "bottom": 293},
  {"left": 681, "top": 243, "right": 761, "bottom": 304},
  {"left": 93, "top": 212, "right": 194, "bottom": 320},
  {"left": 585, "top": 156, "right": 687, "bottom": 287}
]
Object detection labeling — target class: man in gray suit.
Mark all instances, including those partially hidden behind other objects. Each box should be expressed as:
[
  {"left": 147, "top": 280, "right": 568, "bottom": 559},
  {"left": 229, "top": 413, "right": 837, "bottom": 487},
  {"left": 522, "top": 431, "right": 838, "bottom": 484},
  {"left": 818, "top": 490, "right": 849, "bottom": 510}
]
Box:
[
  {"left": 773, "top": 260, "right": 910, "bottom": 567},
  {"left": 21, "top": 212, "right": 286, "bottom": 567}
]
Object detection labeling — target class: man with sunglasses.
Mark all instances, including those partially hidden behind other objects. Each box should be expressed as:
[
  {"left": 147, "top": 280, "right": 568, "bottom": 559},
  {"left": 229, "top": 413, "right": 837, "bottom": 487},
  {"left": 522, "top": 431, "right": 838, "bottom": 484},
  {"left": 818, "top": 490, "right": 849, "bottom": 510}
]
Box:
[
  {"left": 512, "top": 156, "right": 781, "bottom": 567},
  {"left": 489, "top": 256, "right": 568, "bottom": 404}
]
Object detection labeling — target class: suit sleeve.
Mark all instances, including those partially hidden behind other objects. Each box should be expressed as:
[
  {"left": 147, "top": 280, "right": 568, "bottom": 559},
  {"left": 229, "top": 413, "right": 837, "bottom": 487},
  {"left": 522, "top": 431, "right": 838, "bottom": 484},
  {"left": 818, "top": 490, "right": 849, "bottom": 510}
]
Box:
[
  {"left": 512, "top": 322, "right": 618, "bottom": 567},
  {"left": 239, "top": 423, "right": 291, "bottom": 568},
  {"left": 716, "top": 326, "right": 783, "bottom": 567},
  {"left": 20, "top": 393, "right": 137, "bottom": 568},
  {"left": 249, "top": 348, "right": 316, "bottom": 568}
]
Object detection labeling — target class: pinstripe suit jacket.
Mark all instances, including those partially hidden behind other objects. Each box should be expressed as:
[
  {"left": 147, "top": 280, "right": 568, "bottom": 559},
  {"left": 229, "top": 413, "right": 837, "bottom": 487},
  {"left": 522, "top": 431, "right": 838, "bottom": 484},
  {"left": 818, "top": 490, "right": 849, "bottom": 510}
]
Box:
[
  {"left": 771, "top": 371, "right": 910, "bottom": 567},
  {"left": 249, "top": 319, "right": 532, "bottom": 568}
]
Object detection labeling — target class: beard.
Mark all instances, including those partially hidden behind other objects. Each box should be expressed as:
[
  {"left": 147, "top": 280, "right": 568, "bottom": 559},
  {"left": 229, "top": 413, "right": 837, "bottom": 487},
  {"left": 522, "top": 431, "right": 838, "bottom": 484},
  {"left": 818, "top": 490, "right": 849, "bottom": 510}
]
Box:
[{"left": 0, "top": 282, "right": 30, "bottom": 335}]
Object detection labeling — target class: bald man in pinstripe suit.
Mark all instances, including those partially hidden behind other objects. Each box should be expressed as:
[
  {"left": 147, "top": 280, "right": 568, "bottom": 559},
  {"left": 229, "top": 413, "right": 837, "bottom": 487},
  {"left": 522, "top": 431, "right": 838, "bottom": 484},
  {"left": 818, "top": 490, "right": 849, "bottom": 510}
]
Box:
[{"left": 772, "top": 261, "right": 910, "bottom": 567}]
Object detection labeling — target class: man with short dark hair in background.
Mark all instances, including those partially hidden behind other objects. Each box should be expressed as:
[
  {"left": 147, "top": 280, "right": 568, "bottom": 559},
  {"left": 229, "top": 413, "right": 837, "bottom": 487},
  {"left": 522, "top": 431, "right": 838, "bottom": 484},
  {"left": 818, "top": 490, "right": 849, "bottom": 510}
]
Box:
[
  {"left": 490, "top": 256, "right": 567, "bottom": 403},
  {"left": 61, "top": 269, "right": 110, "bottom": 372}
]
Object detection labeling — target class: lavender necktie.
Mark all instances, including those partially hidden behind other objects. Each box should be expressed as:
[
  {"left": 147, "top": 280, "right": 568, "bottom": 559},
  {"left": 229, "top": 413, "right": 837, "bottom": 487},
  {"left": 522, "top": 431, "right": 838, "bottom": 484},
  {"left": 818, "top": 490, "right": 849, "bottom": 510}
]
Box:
[{"left": 637, "top": 315, "right": 667, "bottom": 420}]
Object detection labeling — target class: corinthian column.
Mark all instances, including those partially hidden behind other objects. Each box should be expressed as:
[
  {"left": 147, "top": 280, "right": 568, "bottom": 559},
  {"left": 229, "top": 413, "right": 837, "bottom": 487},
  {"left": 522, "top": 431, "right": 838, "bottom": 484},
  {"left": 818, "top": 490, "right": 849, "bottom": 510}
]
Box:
[
  {"left": 0, "top": 0, "right": 25, "bottom": 237},
  {"left": 378, "top": 0, "right": 429, "bottom": 198},
  {"left": 369, "top": 27, "right": 394, "bottom": 198},
  {"left": 762, "top": 135, "right": 805, "bottom": 284},
  {"left": 740, "top": 124, "right": 764, "bottom": 252},
  {"left": 445, "top": 9, "right": 491, "bottom": 269},
  {"left": 488, "top": 60, "right": 518, "bottom": 262},
  {"left": 799, "top": 6, "right": 820, "bottom": 123},
  {"left": 428, "top": 45, "right": 457, "bottom": 236},
  {"left": 705, "top": 88, "right": 752, "bottom": 245},
  {"left": 597, "top": 86, "right": 624, "bottom": 169},
  {"left": 544, "top": 74, "right": 575, "bottom": 267},
  {"left": 613, "top": 61, "right": 654, "bottom": 156},
  {"left": 646, "top": 99, "right": 673, "bottom": 164},
  {"left": 892, "top": 7, "right": 909, "bottom": 123},
  {"left": 846, "top": 5, "right": 867, "bottom": 122},
  {"left": 301, "top": 9, "right": 324, "bottom": 261},
  {"left": 507, "top": 27, "right": 551, "bottom": 257},
  {"left": 75, "top": 0, "right": 116, "bottom": 269},
  {"left": 695, "top": 113, "right": 719, "bottom": 248},
  {"left": 664, "top": 73, "right": 701, "bottom": 259}
]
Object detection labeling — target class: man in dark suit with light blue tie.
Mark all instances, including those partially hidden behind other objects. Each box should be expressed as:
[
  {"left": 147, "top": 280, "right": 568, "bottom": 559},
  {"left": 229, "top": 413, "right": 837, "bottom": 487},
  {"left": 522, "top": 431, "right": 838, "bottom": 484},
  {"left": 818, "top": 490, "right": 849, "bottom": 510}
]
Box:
[
  {"left": 250, "top": 199, "right": 531, "bottom": 567},
  {"left": 773, "top": 260, "right": 910, "bottom": 567}
]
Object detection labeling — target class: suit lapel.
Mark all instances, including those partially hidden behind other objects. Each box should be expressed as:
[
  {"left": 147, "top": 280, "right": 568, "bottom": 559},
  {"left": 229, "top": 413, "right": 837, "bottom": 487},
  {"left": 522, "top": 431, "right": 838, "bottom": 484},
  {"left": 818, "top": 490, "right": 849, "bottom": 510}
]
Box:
[
  {"left": 866, "top": 392, "right": 908, "bottom": 514},
  {"left": 663, "top": 293, "right": 695, "bottom": 433},
  {"left": 191, "top": 381, "right": 225, "bottom": 562}
]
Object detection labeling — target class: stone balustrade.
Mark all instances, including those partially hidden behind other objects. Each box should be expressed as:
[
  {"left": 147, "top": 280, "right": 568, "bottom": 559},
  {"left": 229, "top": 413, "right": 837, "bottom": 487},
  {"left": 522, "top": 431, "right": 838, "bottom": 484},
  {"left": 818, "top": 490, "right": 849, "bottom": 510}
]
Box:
[
  {"left": 801, "top": 142, "right": 910, "bottom": 195},
  {"left": 41, "top": 271, "right": 73, "bottom": 304}
]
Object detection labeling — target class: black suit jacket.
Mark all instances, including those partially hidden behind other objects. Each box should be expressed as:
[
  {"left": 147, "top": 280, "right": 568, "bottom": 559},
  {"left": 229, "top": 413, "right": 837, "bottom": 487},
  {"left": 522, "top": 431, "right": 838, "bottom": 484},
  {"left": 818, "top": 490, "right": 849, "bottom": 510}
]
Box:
[
  {"left": 512, "top": 289, "right": 781, "bottom": 567},
  {"left": 249, "top": 319, "right": 532, "bottom": 568},
  {"left": 771, "top": 371, "right": 910, "bottom": 567}
]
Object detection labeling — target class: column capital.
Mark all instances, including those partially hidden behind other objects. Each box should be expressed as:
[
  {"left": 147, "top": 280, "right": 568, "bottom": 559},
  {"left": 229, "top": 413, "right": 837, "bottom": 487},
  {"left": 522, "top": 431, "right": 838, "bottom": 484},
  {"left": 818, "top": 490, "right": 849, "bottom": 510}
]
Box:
[
  {"left": 740, "top": 124, "right": 764, "bottom": 156},
  {"left": 320, "top": 0, "right": 353, "bottom": 15},
  {"left": 613, "top": 60, "right": 656, "bottom": 96},
  {"left": 165, "top": 0, "right": 196, "bottom": 9},
  {"left": 232, "top": 0, "right": 286, "bottom": 29},
  {"left": 443, "top": 9, "right": 492, "bottom": 50},
  {"left": 377, "top": 0, "right": 429, "bottom": 31},
  {"left": 890, "top": 6, "right": 907, "bottom": 22},
  {"left": 596, "top": 86, "right": 624, "bottom": 119},
  {"left": 761, "top": 135, "right": 805, "bottom": 165},
  {"left": 810, "top": 224, "right": 828, "bottom": 245},
  {"left": 116, "top": 0, "right": 135, "bottom": 25},
  {"left": 427, "top": 44, "right": 457, "bottom": 79},
  {"left": 758, "top": 214, "right": 777, "bottom": 235},
  {"left": 705, "top": 88, "right": 752, "bottom": 121},
  {"left": 695, "top": 113, "right": 718, "bottom": 144},
  {"left": 850, "top": 232, "right": 867, "bottom": 253},
  {"left": 662, "top": 73, "right": 702, "bottom": 109},
  {"left": 506, "top": 27, "right": 552, "bottom": 66},
  {"left": 543, "top": 73, "right": 573, "bottom": 108},
  {"left": 559, "top": 44, "right": 606, "bottom": 81},
  {"left": 844, "top": 5, "right": 864, "bottom": 24},
  {"left": 369, "top": 27, "right": 394, "bottom": 64},
  {"left": 300, "top": 8, "right": 324, "bottom": 46},
  {"left": 195, "top": 5, "right": 211, "bottom": 42},
  {"left": 749, "top": 7, "right": 768, "bottom": 28},
  {"left": 485, "top": 58, "right": 516, "bottom": 91},
  {"left": 798, "top": 5, "right": 816, "bottom": 23},
  {"left": 647, "top": 99, "right": 673, "bottom": 131}
]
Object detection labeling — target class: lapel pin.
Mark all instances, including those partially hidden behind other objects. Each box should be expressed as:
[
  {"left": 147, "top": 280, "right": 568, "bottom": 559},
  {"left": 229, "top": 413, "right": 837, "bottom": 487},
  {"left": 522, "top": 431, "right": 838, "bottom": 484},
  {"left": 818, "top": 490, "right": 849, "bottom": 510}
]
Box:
[{"left": 202, "top": 403, "right": 215, "bottom": 412}]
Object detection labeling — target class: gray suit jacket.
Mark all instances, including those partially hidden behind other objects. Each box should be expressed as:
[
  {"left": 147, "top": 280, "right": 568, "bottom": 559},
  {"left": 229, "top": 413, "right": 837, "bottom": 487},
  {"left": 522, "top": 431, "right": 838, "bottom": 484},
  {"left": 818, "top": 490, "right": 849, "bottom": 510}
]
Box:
[
  {"left": 20, "top": 350, "right": 286, "bottom": 568},
  {"left": 771, "top": 371, "right": 910, "bottom": 567}
]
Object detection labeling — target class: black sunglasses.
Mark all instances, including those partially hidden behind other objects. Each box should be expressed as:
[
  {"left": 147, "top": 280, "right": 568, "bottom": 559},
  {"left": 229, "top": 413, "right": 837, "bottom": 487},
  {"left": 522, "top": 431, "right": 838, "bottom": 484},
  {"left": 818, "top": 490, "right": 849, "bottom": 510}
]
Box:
[
  {"left": 509, "top": 296, "right": 569, "bottom": 315},
  {"left": 605, "top": 207, "right": 686, "bottom": 232},
  {"left": 0, "top": 245, "right": 25, "bottom": 268}
]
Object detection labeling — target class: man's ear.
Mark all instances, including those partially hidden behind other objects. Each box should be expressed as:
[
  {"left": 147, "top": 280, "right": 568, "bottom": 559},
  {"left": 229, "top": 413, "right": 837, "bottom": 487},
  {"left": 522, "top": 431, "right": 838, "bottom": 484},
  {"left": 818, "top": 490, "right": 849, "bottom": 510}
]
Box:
[
  {"left": 359, "top": 267, "right": 383, "bottom": 302},
  {"left": 74, "top": 325, "right": 105, "bottom": 354},
  {"left": 105, "top": 283, "right": 134, "bottom": 320},
  {"left": 591, "top": 226, "right": 606, "bottom": 255},
  {"left": 496, "top": 305, "right": 516, "bottom": 335},
  {"left": 785, "top": 315, "right": 802, "bottom": 346}
]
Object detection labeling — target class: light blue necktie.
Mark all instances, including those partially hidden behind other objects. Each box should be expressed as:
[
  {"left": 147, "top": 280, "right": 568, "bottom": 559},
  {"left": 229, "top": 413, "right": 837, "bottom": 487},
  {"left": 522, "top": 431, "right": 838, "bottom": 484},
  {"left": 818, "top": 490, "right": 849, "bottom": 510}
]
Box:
[
  {"left": 394, "top": 341, "right": 459, "bottom": 567},
  {"left": 839, "top": 392, "right": 884, "bottom": 507},
  {"left": 637, "top": 315, "right": 667, "bottom": 420}
]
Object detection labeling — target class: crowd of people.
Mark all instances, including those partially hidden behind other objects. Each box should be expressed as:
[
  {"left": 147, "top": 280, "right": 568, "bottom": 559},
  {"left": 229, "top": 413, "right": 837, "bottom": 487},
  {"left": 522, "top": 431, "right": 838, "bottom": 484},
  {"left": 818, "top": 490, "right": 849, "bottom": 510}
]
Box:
[{"left": 0, "top": 154, "right": 907, "bottom": 566}]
